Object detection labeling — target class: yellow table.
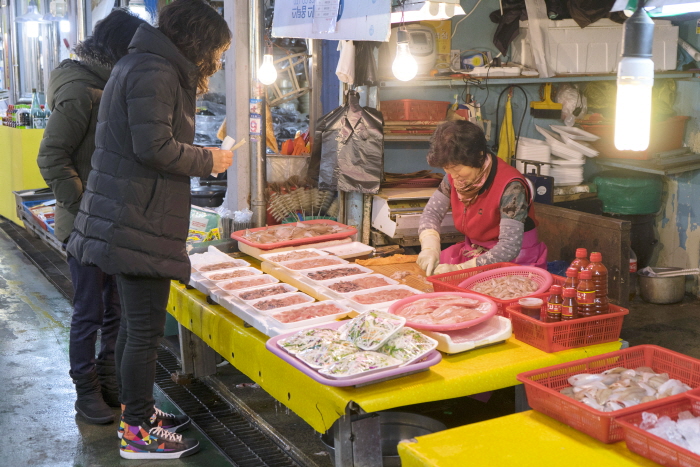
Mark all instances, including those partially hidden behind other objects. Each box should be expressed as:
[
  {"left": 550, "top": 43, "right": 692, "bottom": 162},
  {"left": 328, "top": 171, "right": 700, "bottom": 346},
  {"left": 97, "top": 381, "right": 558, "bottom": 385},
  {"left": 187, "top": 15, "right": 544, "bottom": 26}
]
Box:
[
  {"left": 168, "top": 282, "right": 621, "bottom": 433},
  {"left": 398, "top": 410, "right": 657, "bottom": 467},
  {"left": 0, "top": 126, "right": 47, "bottom": 224}
]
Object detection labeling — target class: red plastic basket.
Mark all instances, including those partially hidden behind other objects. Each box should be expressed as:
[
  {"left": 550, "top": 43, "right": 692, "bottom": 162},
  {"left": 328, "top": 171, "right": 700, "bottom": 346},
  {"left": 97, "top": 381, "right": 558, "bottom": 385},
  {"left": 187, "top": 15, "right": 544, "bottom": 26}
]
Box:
[
  {"left": 381, "top": 99, "right": 450, "bottom": 122},
  {"left": 427, "top": 262, "right": 565, "bottom": 316},
  {"left": 618, "top": 394, "right": 700, "bottom": 467},
  {"left": 231, "top": 219, "right": 357, "bottom": 250},
  {"left": 506, "top": 303, "right": 629, "bottom": 353},
  {"left": 516, "top": 345, "right": 700, "bottom": 443}
]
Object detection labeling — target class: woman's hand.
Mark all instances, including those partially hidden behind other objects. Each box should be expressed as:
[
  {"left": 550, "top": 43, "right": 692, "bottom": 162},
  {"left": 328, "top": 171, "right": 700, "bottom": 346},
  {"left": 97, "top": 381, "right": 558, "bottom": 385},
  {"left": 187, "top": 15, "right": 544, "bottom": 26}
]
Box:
[
  {"left": 417, "top": 229, "right": 441, "bottom": 276},
  {"left": 208, "top": 148, "right": 234, "bottom": 174}
]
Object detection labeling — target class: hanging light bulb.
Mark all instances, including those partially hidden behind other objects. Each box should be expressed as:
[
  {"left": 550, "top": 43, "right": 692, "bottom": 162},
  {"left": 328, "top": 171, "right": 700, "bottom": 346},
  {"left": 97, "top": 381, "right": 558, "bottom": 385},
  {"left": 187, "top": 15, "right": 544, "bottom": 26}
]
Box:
[
  {"left": 59, "top": 20, "right": 70, "bottom": 33},
  {"left": 258, "top": 45, "right": 277, "bottom": 86},
  {"left": 392, "top": 27, "right": 418, "bottom": 81},
  {"left": 26, "top": 21, "right": 40, "bottom": 38},
  {"left": 614, "top": 3, "right": 655, "bottom": 151}
]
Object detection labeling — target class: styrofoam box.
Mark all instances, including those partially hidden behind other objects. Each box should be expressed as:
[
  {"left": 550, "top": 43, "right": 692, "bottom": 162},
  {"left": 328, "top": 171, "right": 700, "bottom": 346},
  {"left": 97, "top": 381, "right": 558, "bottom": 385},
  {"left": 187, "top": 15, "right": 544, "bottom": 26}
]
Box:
[
  {"left": 512, "top": 19, "right": 678, "bottom": 73},
  {"left": 317, "top": 274, "right": 400, "bottom": 298}
]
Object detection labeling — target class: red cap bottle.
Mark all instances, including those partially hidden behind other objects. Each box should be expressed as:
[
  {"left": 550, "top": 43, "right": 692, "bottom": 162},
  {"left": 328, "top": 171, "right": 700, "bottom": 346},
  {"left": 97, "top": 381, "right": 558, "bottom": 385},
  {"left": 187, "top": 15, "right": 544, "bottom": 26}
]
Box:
[
  {"left": 570, "top": 248, "right": 590, "bottom": 274},
  {"left": 564, "top": 267, "right": 579, "bottom": 289},
  {"left": 586, "top": 252, "right": 608, "bottom": 314},
  {"left": 561, "top": 287, "right": 578, "bottom": 321},
  {"left": 577, "top": 270, "right": 596, "bottom": 317},
  {"left": 546, "top": 285, "right": 563, "bottom": 322}
]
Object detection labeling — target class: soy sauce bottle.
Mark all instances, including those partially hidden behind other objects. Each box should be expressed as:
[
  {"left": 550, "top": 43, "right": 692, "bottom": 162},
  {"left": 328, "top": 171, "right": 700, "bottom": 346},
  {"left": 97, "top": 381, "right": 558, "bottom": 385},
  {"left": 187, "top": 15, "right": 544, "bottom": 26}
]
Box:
[
  {"left": 546, "top": 285, "right": 563, "bottom": 322},
  {"left": 561, "top": 288, "right": 578, "bottom": 321}
]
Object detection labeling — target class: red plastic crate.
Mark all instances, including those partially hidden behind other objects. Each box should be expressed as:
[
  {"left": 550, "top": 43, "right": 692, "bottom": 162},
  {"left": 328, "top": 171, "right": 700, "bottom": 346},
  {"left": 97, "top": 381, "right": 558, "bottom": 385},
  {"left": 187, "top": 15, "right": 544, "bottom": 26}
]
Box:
[
  {"left": 618, "top": 395, "right": 700, "bottom": 467},
  {"left": 380, "top": 99, "right": 450, "bottom": 122},
  {"left": 427, "top": 262, "right": 565, "bottom": 317},
  {"left": 506, "top": 303, "right": 629, "bottom": 353},
  {"left": 516, "top": 345, "right": 700, "bottom": 443}
]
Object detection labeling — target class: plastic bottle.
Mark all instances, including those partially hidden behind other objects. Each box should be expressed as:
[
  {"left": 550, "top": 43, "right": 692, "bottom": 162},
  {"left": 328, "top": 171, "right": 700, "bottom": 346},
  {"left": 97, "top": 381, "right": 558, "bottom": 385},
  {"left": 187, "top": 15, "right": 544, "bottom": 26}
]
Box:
[
  {"left": 30, "top": 88, "right": 41, "bottom": 128},
  {"left": 561, "top": 288, "right": 578, "bottom": 321},
  {"left": 546, "top": 285, "right": 563, "bottom": 322},
  {"left": 629, "top": 248, "right": 638, "bottom": 301},
  {"left": 16, "top": 106, "right": 31, "bottom": 129},
  {"left": 586, "top": 252, "right": 609, "bottom": 314},
  {"left": 569, "top": 248, "right": 590, "bottom": 273},
  {"left": 576, "top": 270, "right": 596, "bottom": 317},
  {"left": 564, "top": 267, "right": 579, "bottom": 289}
]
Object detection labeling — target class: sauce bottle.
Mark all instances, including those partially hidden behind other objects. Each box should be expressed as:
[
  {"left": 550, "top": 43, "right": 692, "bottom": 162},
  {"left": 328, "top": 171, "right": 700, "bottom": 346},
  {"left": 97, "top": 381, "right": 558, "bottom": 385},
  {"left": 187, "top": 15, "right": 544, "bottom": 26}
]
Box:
[
  {"left": 564, "top": 267, "right": 579, "bottom": 289},
  {"left": 518, "top": 297, "right": 544, "bottom": 321},
  {"left": 561, "top": 288, "right": 578, "bottom": 321},
  {"left": 570, "top": 248, "right": 590, "bottom": 273},
  {"left": 576, "top": 270, "right": 596, "bottom": 317},
  {"left": 546, "top": 285, "right": 563, "bottom": 322},
  {"left": 586, "top": 252, "right": 609, "bottom": 314}
]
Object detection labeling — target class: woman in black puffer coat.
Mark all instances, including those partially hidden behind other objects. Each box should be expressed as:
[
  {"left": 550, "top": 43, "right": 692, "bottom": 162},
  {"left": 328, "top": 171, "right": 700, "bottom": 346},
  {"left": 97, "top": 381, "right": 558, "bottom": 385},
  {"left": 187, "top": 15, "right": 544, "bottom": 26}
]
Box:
[{"left": 67, "top": 0, "right": 231, "bottom": 460}]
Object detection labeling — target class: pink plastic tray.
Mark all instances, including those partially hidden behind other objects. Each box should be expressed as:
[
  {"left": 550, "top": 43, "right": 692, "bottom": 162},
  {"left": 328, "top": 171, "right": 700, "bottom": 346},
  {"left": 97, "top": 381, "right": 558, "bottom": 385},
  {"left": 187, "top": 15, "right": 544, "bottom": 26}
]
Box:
[
  {"left": 387, "top": 292, "right": 498, "bottom": 332},
  {"left": 265, "top": 321, "right": 442, "bottom": 387},
  {"left": 231, "top": 220, "right": 357, "bottom": 250},
  {"left": 458, "top": 266, "right": 553, "bottom": 297}
]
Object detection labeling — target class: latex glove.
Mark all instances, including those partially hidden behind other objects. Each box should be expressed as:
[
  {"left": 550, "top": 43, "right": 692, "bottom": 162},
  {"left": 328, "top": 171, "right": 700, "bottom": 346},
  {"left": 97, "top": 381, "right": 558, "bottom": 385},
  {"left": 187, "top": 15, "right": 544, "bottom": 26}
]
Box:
[
  {"left": 417, "top": 229, "right": 441, "bottom": 276},
  {"left": 433, "top": 257, "right": 478, "bottom": 276}
]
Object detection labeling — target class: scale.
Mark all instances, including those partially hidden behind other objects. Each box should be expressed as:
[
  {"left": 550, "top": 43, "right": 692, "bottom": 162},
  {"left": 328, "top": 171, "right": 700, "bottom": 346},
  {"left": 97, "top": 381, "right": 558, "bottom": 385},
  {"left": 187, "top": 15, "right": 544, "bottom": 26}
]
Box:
[{"left": 514, "top": 159, "right": 554, "bottom": 205}]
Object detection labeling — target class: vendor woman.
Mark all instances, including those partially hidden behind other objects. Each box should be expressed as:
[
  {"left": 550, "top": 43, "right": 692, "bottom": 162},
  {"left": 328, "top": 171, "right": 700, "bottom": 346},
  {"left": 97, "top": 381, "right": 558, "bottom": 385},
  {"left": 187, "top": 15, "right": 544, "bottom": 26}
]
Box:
[{"left": 417, "top": 121, "right": 547, "bottom": 276}]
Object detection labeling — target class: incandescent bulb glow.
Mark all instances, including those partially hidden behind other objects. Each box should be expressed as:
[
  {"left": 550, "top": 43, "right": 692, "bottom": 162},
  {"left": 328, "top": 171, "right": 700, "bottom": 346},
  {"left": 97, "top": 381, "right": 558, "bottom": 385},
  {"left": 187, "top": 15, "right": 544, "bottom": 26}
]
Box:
[
  {"left": 258, "top": 54, "right": 277, "bottom": 86},
  {"left": 614, "top": 56, "right": 654, "bottom": 151},
  {"left": 392, "top": 41, "right": 418, "bottom": 81},
  {"left": 26, "top": 21, "right": 39, "bottom": 38},
  {"left": 59, "top": 20, "right": 70, "bottom": 33}
]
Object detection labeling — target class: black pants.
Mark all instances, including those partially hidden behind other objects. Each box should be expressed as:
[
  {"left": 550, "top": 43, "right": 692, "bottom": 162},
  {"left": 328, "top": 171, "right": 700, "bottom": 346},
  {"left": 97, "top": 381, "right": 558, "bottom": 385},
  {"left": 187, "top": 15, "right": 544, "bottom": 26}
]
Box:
[
  {"left": 115, "top": 274, "right": 170, "bottom": 426},
  {"left": 67, "top": 254, "right": 121, "bottom": 375}
]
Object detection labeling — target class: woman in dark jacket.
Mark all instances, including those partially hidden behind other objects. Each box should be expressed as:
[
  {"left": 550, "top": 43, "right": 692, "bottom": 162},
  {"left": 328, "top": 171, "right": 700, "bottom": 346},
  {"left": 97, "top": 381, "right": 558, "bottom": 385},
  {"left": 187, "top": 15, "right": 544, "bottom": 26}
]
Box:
[
  {"left": 37, "top": 9, "right": 145, "bottom": 425},
  {"left": 67, "top": 0, "right": 232, "bottom": 459}
]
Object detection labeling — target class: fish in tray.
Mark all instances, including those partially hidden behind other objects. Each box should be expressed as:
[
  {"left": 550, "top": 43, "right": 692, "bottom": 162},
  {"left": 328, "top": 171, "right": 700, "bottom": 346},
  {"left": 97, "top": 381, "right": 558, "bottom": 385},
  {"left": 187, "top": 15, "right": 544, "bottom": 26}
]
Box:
[
  {"left": 560, "top": 366, "right": 692, "bottom": 412},
  {"left": 221, "top": 276, "right": 274, "bottom": 291},
  {"left": 271, "top": 302, "right": 346, "bottom": 324},
  {"left": 306, "top": 267, "right": 367, "bottom": 281},
  {"left": 243, "top": 222, "right": 345, "bottom": 244},
  {"left": 283, "top": 257, "right": 344, "bottom": 270},
  {"left": 278, "top": 328, "right": 341, "bottom": 355},
  {"left": 267, "top": 250, "right": 322, "bottom": 263},
  {"left": 252, "top": 295, "right": 309, "bottom": 311},
  {"left": 351, "top": 288, "right": 416, "bottom": 305},
  {"left": 470, "top": 275, "right": 539, "bottom": 300},
  {"left": 319, "top": 351, "right": 402, "bottom": 378},
  {"left": 393, "top": 295, "right": 492, "bottom": 325},
  {"left": 198, "top": 261, "right": 242, "bottom": 272},
  {"left": 328, "top": 276, "right": 393, "bottom": 293},
  {"left": 206, "top": 269, "right": 256, "bottom": 281},
  {"left": 378, "top": 328, "right": 436, "bottom": 363},
  {"left": 238, "top": 285, "right": 291, "bottom": 301}
]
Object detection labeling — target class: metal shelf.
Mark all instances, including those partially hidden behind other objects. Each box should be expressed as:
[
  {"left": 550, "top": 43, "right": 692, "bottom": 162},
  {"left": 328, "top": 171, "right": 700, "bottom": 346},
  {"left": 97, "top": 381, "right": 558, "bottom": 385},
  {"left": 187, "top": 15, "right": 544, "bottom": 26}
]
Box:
[{"left": 379, "top": 71, "right": 697, "bottom": 88}]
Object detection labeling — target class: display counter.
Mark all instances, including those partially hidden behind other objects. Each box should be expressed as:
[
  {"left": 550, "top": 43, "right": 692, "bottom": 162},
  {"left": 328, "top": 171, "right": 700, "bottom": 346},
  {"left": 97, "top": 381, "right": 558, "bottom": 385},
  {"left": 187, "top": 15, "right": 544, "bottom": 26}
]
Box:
[
  {"left": 397, "top": 410, "right": 657, "bottom": 467},
  {"left": 0, "top": 126, "right": 47, "bottom": 224}
]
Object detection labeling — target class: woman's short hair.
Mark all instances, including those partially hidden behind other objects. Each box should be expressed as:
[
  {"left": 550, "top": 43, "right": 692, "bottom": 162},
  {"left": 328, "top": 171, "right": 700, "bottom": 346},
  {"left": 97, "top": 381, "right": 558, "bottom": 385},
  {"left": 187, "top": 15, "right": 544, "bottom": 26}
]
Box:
[
  {"left": 74, "top": 9, "right": 145, "bottom": 68},
  {"left": 427, "top": 120, "right": 488, "bottom": 168},
  {"left": 158, "top": 0, "right": 232, "bottom": 94}
]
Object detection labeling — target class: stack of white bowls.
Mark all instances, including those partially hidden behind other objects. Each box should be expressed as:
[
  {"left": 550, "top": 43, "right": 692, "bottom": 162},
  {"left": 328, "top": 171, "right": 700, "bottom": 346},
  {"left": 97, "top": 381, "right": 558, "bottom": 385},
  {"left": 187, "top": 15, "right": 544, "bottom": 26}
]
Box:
[
  {"left": 532, "top": 125, "right": 600, "bottom": 186},
  {"left": 515, "top": 137, "right": 551, "bottom": 176}
]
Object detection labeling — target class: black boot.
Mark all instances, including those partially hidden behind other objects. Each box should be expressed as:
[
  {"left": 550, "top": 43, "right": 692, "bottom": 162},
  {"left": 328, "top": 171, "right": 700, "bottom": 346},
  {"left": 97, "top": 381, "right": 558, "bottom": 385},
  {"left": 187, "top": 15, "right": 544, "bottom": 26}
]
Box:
[
  {"left": 70, "top": 370, "right": 114, "bottom": 424},
  {"left": 95, "top": 359, "right": 120, "bottom": 408}
]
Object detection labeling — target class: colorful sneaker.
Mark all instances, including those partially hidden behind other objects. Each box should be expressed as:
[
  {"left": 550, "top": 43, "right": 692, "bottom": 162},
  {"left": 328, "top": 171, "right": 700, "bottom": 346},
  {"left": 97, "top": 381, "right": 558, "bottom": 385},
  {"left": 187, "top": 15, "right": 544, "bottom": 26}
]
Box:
[
  {"left": 118, "top": 407, "right": 191, "bottom": 439},
  {"left": 120, "top": 423, "right": 199, "bottom": 459}
]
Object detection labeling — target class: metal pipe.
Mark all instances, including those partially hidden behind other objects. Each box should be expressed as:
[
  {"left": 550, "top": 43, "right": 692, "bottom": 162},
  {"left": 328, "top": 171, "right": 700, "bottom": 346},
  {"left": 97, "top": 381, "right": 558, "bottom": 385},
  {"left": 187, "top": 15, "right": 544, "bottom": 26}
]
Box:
[
  {"left": 308, "top": 39, "right": 322, "bottom": 137},
  {"left": 9, "top": 0, "right": 19, "bottom": 102},
  {"left": 249, "top": 0, "right": 266, "bottom": 227}
]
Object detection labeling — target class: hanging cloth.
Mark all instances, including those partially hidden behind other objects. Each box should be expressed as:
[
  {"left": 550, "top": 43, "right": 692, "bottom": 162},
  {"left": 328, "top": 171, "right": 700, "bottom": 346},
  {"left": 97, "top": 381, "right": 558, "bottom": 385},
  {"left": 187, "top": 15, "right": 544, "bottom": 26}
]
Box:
[{"left": 497, "top": 94, "right": 515, "bottom": 164}]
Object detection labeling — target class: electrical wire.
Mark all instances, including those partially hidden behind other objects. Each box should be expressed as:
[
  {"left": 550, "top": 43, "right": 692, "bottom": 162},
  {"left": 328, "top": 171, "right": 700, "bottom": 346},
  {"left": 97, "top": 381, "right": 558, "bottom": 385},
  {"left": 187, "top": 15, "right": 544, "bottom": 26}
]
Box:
[{"left": 452, "top": 0, "right": 485, "bottom": 38}]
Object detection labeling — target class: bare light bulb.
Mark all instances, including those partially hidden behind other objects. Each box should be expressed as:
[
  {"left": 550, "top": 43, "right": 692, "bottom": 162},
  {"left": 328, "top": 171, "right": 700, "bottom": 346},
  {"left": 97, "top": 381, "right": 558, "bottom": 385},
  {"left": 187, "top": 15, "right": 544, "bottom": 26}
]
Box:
[
  {"left": 614, "top": 57, "right": 653, "bottom": 151},
  {"left": 59, "top": 20, "right": 70, "bottom": 33},
  {"left": 26, "top": 21, "right": 39, "bottom": 38},
  {"left": 258, "top": 54, "right": 277, "bottom": 86},
  {"left": 392, "top": 29, "right": 418, "bottom": 81}
]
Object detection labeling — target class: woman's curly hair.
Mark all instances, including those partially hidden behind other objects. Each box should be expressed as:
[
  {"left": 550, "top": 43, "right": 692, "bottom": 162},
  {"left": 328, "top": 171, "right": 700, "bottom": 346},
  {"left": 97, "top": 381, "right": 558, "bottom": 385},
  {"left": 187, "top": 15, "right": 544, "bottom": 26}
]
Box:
[
  {"left": 74, "top": 9, "right": 145, "bottom": 69},
  {"left": 158, "top": 0, "right": 232, "bottom": 94},
  {"left": 427, "top": 120, "right": 487, "bottom": 168}
]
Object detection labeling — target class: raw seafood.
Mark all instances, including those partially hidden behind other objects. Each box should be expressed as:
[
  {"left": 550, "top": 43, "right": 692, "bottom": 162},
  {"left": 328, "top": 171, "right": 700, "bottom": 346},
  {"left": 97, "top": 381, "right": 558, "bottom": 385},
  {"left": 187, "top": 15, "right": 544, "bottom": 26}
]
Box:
[
  {"left": 638, "top": 411, "right": 700, "bottom": 455},
  {"left": 342, "top": 310, "right": 405, "bottom": 350},
  {"left": 328, "top": 276, "right": 392, "bottom": 293},
  {"left": 470, "top": 275, "right": 539, "bottom": 300},
  {"left": 306, "top": 267, "right": 366, "bottom": 281},
  {"left": 320, "top": 351, "right": 402, "bottom": 377},
  {"left": 267, "top": 250, "right": 322, "bottom": 263},
  {"left": 207, "top": 270, "right": 255, "bottom": 281},
  {"left": 272, "top": 303, "right": 346, "bottom": 324},
  {"left": 238, "top": 285, "right": 290, "bottom": 301},
  {"left": 390, "top": 271, "right": 412, "bottom": 281},
  {"left": 296, "top": 340, "right": 359, "bottom": 368},
  {"left": 393, "top": 295, "right": 491, "bottom": 325},
  {"left": 278, "top": 328, "right": 340, "bottom": 354},
  {"left": 221, "top": 276, "right": 274, "bottom": 291},
  {"left": 283, "top": 257, "right": 344, "bottom": 270},
  {"left": 559, "top": 366, "right": 692, "bottom": 412},
  {"left": 350, "top": 288, "right": 417, "bottom": 305},
  {"left": 253, "top": 295, "right": 309, "bottom": 310},
  {"left": 242, "top": 222, "right": 347, "bottom": 245},
  {"left": 198, "top": 261, "right": 241, "bottom": 272},
  {"left": 378, "top": 328, "right": 436, "bottom": 363}
]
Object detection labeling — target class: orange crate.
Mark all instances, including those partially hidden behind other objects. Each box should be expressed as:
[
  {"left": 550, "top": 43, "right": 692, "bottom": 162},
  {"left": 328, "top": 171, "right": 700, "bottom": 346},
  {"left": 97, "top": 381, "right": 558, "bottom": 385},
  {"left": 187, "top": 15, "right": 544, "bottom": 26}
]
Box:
[
  {"left": 516, "top": 345, "right": 700, "bottom": 443},
  {"left": 427, "top": 262, "right": 565, "bottom": 317},
  {"left": 506, "top": 303, "right": 629, "bottom": 353},
  {"left": 618, "top": 394, "right": 700, "bottom": 467},
  {"left": 381, "top": 99, "right": 450, "bottom": 122}
]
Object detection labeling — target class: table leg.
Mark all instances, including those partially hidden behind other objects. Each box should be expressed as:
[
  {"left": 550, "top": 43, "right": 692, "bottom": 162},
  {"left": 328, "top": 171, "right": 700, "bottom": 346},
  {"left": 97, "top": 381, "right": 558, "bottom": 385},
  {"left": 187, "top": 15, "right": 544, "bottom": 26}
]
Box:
[
  {"left": 332, "top": 403, "right": 383, "bottom": 467},
  {"left": 333, "top": 411, "right": 353, "bottom": 467},
  {"left": 178, "top": 323, "right": 218, "bottom": 379},
  {"left": 515, "top": 384, "right": 531, "bottom": 413}
]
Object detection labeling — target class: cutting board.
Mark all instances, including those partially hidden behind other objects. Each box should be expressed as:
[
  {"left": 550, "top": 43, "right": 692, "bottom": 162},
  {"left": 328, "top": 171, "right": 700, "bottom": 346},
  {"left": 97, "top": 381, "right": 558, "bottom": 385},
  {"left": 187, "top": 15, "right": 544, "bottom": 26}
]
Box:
[{"left": 366, "top": 262, "right": 434, "bottom": 293}]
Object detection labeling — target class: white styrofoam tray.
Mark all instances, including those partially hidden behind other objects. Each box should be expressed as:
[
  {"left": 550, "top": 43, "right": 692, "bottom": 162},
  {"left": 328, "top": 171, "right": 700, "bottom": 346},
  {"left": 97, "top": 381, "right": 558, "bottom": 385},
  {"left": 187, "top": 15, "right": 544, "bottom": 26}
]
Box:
[
  {"left": 299, "top": 263, "right": 374, "bottom": 283},
  {"left": 277, "top": 256, "right": 349, "bottom": 275},
  {"left": 550, "top": 125, "right": 600, "bottom": 142},
  {"left": 210, "top": 274, "right": 280, "bottom": 302},
  {"left": 260, "top": 300, "right": 354, "bottom": 330},
  {"left": 200, "top": 267, "right": 262, "bottom": 283},
  {"left": 237, "top": 237, "right": 353, "bottom": 262},
  {"left": 422, "top": 315, "right": 512, "bottom": 354},
  {"left": 248, "top": 292, "right": 315, "bottom": 312},
  {"left": 228, "top": 283, "right": 298, "bottom": 304},
  {"left": 259, "top": 248, "right": 329, "bottom": 265},
  {"left": 345, "top": 285, "right": 424, "bottom": 313},
  {"left": 317, "top": 241, "right": 376, "bottom": 259},
  {"left": 317, "top": 274, "right": 400, "bottom": 299},
  {"left": 190, "top": 247, "right": 249, "bottom": 273}
]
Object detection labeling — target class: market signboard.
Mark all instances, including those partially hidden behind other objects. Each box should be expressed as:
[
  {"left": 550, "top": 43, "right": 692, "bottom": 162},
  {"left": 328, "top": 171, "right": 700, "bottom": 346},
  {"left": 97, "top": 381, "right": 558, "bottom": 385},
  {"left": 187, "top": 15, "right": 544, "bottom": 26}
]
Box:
[{"left": 272, "top": 0, "right": 391, "bottom": 41}]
